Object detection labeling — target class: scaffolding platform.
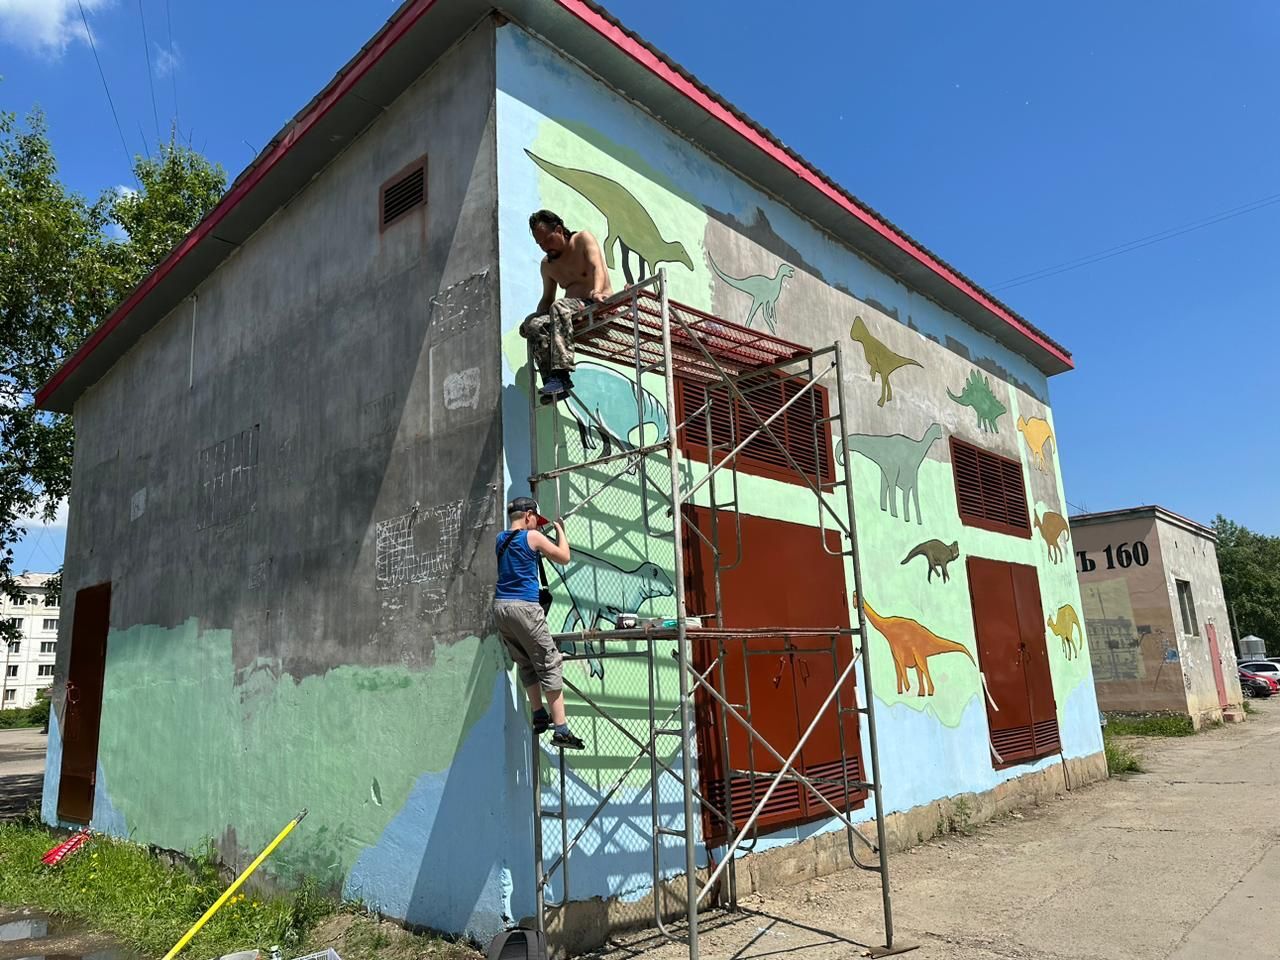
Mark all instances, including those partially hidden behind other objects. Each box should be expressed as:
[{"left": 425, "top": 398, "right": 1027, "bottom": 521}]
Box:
[{"left": 525, "top": 273, "right": 901, "bottom": 958}]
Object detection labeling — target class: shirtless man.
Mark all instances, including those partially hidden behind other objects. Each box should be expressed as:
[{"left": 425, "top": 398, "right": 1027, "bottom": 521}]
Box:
[{"left": 521, "top": 209, "right": 613, "bottom": 401}]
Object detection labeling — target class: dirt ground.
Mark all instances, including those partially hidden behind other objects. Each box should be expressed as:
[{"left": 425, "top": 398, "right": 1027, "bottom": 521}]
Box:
[{"left": 591, "top": 700, "right": 1279, "bottom": 960}]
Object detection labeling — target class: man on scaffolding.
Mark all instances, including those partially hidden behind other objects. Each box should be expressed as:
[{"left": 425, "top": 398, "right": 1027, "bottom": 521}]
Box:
[{"left": 521, "top": 209, "right": 613, "bottom": 403}]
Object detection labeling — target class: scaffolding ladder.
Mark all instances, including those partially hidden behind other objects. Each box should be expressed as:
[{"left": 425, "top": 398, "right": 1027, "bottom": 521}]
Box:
[{"left": 524, "top": 271, "right": 904, "bottom": 958}]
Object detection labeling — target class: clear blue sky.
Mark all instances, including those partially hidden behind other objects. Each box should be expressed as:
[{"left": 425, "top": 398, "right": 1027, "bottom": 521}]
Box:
[{"left": 4, "top": 0, "right": 1277, "bottom": 574}]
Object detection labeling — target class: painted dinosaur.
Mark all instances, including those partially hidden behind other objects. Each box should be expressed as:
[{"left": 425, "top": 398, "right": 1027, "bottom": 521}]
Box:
[
  {"left": 564, "top": 362, "right": 668, "bottom": 457},
  {"left": 836, "top": 423, "right": 943, "bottom": 524},
  {"left": 848, "top": 316, "right": 921, "bottom": 407},
  {"left": 706, "top": 252, "right": 794, "bottom": 333},
  {"left": 525, "top": 150, "right": 694, "bottom": 284},
  {"left": 1047, "top": 604, "right": 1084, "bottom": 660},
  {"left": 858, "top": 595, "right": 976, "bottom": 697},
  {"left": 901, "top": 539, "right": 960, "bottom": 583},
  {"left": 948, "top": 370, "right": 1007, "bottom": 433},
  {"left": 550, "top": 550, "right": 674, "bottom": 678},
  {"left": 1034, "top": 509, "right": 1070, "bottom": 563},
  {"left": 1016, "top": 416, "right": 1055, "bottom": 472}
]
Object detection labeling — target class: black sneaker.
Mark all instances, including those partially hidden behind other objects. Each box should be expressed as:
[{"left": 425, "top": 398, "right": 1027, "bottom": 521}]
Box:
[
  {"left": 532, "top": 712, "right": 551, "bottom": 735},
  {"left": 551, "top": 729, "right": 586, "bottom": 750}
]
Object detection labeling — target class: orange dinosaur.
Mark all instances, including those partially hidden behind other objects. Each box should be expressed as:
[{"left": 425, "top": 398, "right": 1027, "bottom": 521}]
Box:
[{"left": 858, "top": 595, "right": 976, "bottom": 697}]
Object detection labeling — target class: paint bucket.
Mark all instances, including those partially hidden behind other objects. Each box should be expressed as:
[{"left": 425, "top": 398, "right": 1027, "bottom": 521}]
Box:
[{"left": 616, "top": 614, "right": 639, "bottom": 629}]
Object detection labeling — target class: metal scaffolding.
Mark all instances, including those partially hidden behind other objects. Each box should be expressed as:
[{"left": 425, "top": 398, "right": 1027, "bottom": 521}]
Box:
[{"left": 525, "top": 271, "right": 903, "bottom": 958}]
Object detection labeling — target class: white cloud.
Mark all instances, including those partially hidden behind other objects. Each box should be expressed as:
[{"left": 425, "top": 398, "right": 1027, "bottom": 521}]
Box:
[
  {"left": 18, "top": 499, "right": 68, "bottom": 530},
  {"left": 106, "top": 184, "right": 134, "bottom": 241},
  {"left": 0, "top": 0, "right": 114, "bottom": 57},
  {"left": 153, "top": 39, "right": 179, "bottom": 77}
]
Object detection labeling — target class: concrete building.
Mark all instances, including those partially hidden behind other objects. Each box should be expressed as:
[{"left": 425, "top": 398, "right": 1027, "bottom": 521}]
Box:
[
  {"left": 1070, "top": 506, "right": 1243, "bottom": 726},
  {"left": 35, "top": 0, "right": 1105, "bottom": 946},
  {"left": 1, "top": 573, "right": 60, "bottom": 710}
]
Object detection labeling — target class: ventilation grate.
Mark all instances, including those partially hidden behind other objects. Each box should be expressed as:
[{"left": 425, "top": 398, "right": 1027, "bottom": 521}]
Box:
[
  {"left": 381, "top": 160, "right": 426, "bottom": 229},
  {"left": 951, "top": 437, "right": 1030, "bottom": 536}
]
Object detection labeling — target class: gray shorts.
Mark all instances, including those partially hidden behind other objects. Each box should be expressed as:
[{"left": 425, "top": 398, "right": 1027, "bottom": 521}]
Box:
[{"left": 493, "top": 600, "right": 563, "bottom": 692}]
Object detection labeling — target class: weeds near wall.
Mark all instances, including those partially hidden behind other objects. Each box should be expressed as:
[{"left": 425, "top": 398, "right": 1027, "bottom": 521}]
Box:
[
  {"left": 1102, "top": 736, "right": 1144, "bottom": 776},
  {"left": 1102, "top": 713, "right": 1196, "bottom": 738}
]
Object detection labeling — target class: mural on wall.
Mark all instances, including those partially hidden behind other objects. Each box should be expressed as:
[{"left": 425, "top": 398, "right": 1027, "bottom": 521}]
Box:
[
  {"left": 564, "top": 362, "right": 669, "bottom": 455},
  {"left": 948, "top": 370, "right": 1007, "bottom": 434},
  {"left": 837, "top": 423, "right": 943, "bottom": 524},
  {"left": 1016, "top": 416, "right": 1056, "bottom": 473},
  {"left": 706, "top": 252, "right": 794, "bottom": 333},
  {"left": 901, "top": 539, "right": 960, "bottom": 583},
  {"left": 525, "top": 150, "right": 694, "bottom": 283},
  {"left": 1034, "top": 509, "right": 1070, "bottom": 563},
  {"left": 1047, "top": 604, "right": 1084, "bottom": 660},
  {"left": 859, "top": 595, "right": 976, "bottom": 697},
  {"left": 848, "top": 316, "right": 921, "bottom": 407},
  {"left": 1081, "top": 580, "right": 1146, "bottom": 680},
  {"left": 552, "top": 550, "right": 675, "bottom": 678}
]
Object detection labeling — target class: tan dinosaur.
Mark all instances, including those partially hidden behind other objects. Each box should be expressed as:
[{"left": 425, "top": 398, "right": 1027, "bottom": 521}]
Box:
[
  {"left": 849, "top": 316, "right": 921, "bottom": 407},
  {"left": 1034, "top": 509, "right": 1070, "bottom": 563},
  {"left": 858, "top": 595, "right": 975, "bottom": 697},
  {"left": 1047, "top": 604, "right": 1083, "bottom": 660},
  {"left": 1016, "top": 416, "right": 1055, "bottom": 472}
]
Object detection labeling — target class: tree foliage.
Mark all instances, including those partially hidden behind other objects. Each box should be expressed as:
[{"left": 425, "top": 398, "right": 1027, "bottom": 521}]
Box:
[
  {"left": 0, "top": 109, "right": 225, "bottom": 637},
  {"left": 1213, "top": 515, "right": 1280, "bottom": 656}
]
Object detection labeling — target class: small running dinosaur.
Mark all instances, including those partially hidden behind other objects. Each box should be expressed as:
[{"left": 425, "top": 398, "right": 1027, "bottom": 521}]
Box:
[
  {"left": 707, "top": 252, "right": 794, "bottom": 333},
  {"left": 1016, "top": 416, "right": 1055, "bottom": 473},
  {"left": 849, "top": 316, "right": 921, "bottom": 406},
  {"left": 1047, "top": 604, "right": 1083, "bottom": 660},
  {"left": 901, "top": 539, "right": 960, "bottom": 583},
  {"left": 1034, "top": 509, "right": 1070, "bottom": 563}
]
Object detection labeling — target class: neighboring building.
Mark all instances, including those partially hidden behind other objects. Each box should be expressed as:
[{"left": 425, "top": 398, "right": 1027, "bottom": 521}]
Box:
[
  {"left": 1070, "top": 506, "right": 1243, "bottom": 726},
  {"left": 1238, "top": 634, "right": 1267, "bottom": 660},
  {"left": 1, "top": 573, "right": 60, "bottom": 710},
  {"left": 34, "top": 0, "right": 1104, "bottom": 945}
]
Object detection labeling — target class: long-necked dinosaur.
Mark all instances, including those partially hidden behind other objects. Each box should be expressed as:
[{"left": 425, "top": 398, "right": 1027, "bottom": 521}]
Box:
[
  {"left": 1034, "top": 509, "right": 1070, "bottom": 563},
  {"left": 1016, "top": 416, "right": 1055, "bottom": 472},
  {"left": 525, "top": 150, "right": 694, "bottom": 284},
  {"left": 948, "top": 370, "right": 1007, "bottom": 433},
  {"left": 858, "top": 594, "right": 976, "bottom": 696},
  {"left": 836, "top": 423, "right": 943, "bottom": 524},
  {"left": 849, "top": 316, "right": 921, "bottom": 406},
  {"left": 707, "top": 252, "right": 794, "bottom": 333},
  {"left": 1047, "top": 604, "right": 1083, "bottom": 660}
]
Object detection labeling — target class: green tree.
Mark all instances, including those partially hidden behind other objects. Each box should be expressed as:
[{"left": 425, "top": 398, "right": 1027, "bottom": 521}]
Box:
[
  {"left": 1213, "top": 515, "right": 1280, "bottom": 657},
  {"left": 0, "top": 109, "right": 225, "bottom": 637}
]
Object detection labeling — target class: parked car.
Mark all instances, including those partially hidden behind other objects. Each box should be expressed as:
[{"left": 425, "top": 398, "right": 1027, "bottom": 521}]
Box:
[
  {"left": 1239, "top": 670, "right": 1276, "bottom": 698},
  {"left": 1239, "top": 660, "right": 1280, "bottom": 682}
]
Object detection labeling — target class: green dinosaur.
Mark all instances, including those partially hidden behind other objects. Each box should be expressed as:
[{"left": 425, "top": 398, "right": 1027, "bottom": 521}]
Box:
[
  {"left": 525, "top": 150, "right": 695, "bottom": 284},
  {"left": 849, "top": 316, "right": 921, "bottom": 407},
  {"left": 947, "top": 370, "right": 1007, "bottom": 433},
  {"left": 707, "top": 252, "right": 794, "bottom": 333}
]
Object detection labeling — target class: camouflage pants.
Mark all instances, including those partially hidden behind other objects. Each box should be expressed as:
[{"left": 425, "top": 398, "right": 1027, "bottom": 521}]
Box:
[{"left": 522, "top": 297, "right": 586, "bottom": 377}]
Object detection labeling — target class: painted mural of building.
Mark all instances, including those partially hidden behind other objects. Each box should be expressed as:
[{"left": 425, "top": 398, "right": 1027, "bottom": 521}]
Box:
[
  {"left": 2, "top": 574, "right": 60, "bottom": 710},
  {"left": 1070, "top": 506, "right": 1243, "bottom": 726},
  {"left": 34, "top": 0, "right": 1105, "bottom": 947}
]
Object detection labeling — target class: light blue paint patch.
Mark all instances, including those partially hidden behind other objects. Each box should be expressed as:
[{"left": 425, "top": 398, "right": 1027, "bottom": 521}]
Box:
[
  {"left": 1058, "top": 675, "right": 1105, "bottom": 759},
  {"left": 40, "top": 707, "right": 62, "bottom": 826},
  {"left": 90, "top": 759, "right": 129, "bottom": 838},
  {"left": 344, "top": 674, "right": 515, "bottom": 942}
]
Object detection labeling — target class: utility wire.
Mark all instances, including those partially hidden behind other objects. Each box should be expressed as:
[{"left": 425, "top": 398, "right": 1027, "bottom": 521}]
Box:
[
  {"left": 77, "top": 0, "right": 138, "bottom": 184},
  {"left": 995, "top": 189, "right": 1280, "bottom": 292},
  {"left": 138, "top": 0, "right": 162, "bottom": 146},
  {"left": 165, "top": 0, "right": 179, "bottom": 128}
]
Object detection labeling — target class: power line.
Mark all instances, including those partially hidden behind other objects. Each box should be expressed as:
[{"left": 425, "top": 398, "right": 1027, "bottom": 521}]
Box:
[
  {"left": 138, "top": 0, "right": 162, "bottom": 146},
  {"left": 165, "top": 0, "right": 179, "bottom": 129},
  {"left": 994, "top": 189, "right": 1280, "bottom": 292},
  {"left": 76, "top": 0, "right": 137, "bottom": 184}
]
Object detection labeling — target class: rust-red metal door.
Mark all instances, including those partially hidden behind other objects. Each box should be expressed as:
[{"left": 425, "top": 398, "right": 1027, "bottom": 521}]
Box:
[
  {"left": 1206, "top": 623, "right": 1229, "bottom": 709},
  {"left": 57, "top": 582, "right": 111, "bottom": 824},
  {"left": 1010, "top": 563, "right": 1060, "bottom": 755},
  {"left": 684, "top": 508, "right": 862, "bottom": 841}
]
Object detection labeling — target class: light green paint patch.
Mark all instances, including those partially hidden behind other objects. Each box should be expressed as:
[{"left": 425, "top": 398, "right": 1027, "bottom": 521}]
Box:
[
  {"left": 96, "top": 620, "right": 503, "bottom": 885},
  {"left": 527, "top": 122, "right": 710, "bottom": 307}
]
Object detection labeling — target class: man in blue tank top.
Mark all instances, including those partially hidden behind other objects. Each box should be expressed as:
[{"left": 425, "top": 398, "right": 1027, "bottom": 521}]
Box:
[{"left": 494, "top": 496, "right": 585, "bottom": 749}]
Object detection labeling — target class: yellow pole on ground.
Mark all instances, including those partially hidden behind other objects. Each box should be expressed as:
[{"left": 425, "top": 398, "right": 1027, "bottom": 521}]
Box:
[{"left": 162, "top": 809, "right": 309, "bottom": 960}]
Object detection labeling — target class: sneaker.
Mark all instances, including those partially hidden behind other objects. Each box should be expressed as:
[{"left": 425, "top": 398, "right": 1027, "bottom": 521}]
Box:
[
  {"left": 532, "top": 711, "right": 551, "bottom": 735},
  {"left": 539, "top": 373, "right": 569, "bottom": 401},
  {"left": 550, "top": 728, "right": 586, "bottom": 750}
]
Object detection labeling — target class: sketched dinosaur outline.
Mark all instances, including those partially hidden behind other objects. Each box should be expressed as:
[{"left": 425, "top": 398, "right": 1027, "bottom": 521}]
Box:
[
  {"left": 837, "top": 423, "right": 944, "bottom": 524},
  {"left": 525, "top": 150, "right": 694, "bottom": 284},
  {"left": 707, "top": 252, "right": 794, "bottom": 333}
]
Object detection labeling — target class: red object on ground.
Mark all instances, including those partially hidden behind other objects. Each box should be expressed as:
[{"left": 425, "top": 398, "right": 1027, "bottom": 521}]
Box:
[{"left": 41, "top": 829, "right": 90, "bottom": 866}]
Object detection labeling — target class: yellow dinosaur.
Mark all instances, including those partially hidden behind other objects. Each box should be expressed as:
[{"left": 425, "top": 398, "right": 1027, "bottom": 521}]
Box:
[
  {"left": 849, "top": 316, "right": 921, "bottom": 407},
  {"left": 1047, "top": 604, "right": 1083, "bottom": 660},
  {"left": 1016, "top": 416, "right": 1055, "bottom": 472},
  {"left": 859, "top": 595, "right": 975, "bottom": 697}
]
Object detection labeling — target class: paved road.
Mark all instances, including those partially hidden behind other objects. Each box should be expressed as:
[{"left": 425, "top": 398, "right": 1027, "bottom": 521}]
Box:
[
  {"left": 597, "top": 700, "right": 1279, "bottom": 960},
  {"left": 0, "top": 726, "right": 46, "bottom": 821}
]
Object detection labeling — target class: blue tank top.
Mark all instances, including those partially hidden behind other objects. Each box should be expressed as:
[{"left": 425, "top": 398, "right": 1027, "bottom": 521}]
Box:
[{"left": 495, "top": 530, "right": 541, "bottom": 603}]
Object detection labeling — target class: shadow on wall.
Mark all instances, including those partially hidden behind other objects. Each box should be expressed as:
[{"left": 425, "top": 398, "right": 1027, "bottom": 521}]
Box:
[{"left": 503, "top": 375, "right": 534, "bottom": 503}]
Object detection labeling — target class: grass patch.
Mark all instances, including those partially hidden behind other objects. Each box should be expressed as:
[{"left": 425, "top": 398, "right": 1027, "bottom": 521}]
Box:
[
  {"left": 1243, "top": 700, "right": 1257, "bottom": 715},
  {"left": 1103, "top": 713, "right": 1196, "bottom": 738},
  {"left": 0, "top": 816, "right": 331, "bottom": 958},
  {"left": 1103, "top": 735, "right": 1144, "bottom": 776}
]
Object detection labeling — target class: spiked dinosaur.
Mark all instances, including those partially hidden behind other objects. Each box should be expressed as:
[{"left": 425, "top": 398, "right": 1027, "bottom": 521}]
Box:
[
  {"left": 948, "top": 370, "right": 1007, "bottom": 433},
  {"left": 858, "top": 595, "right": 976, "bottom": 696}
]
